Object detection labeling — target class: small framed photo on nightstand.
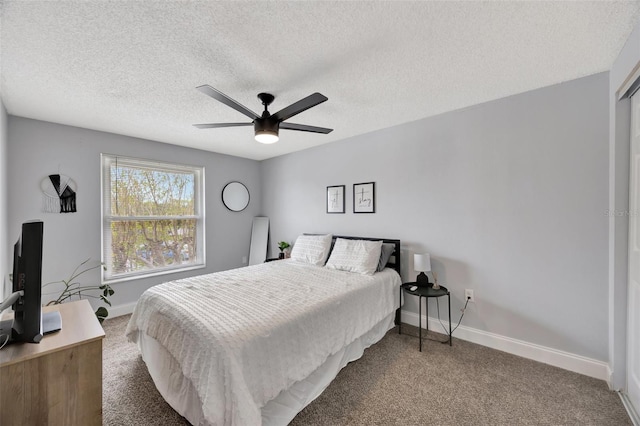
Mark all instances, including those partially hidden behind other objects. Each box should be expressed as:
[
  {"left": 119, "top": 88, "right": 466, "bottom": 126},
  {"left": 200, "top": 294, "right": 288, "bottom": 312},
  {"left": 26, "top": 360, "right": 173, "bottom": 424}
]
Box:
[{"left": 327, "top": 185, "right": 345, "bottom": 214}]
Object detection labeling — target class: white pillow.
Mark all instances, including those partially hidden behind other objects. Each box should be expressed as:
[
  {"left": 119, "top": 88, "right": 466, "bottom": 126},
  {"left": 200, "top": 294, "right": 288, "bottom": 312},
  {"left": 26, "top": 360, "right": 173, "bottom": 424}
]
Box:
[
  {"left": 325, "top": 238, "right": 383, "bottom": 275},
  {"left": 290, "top": 234, "right": 333, "bottom": 266}
]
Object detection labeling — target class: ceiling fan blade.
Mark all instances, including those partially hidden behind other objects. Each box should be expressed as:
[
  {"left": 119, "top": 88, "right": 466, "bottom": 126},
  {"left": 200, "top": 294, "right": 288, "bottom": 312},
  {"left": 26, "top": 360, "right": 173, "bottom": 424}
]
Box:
[
  {"left": 193, "top": 122, "right": 253, "bottom": 129},
  {"left": 196, "top": 85, "right": 259, "bottom": 120},
  {"left": 272, "top": 93, "right": 328, "bottom": 122},
  {"left": 280, "top": 122, "right": 333, "bottom": 134}
]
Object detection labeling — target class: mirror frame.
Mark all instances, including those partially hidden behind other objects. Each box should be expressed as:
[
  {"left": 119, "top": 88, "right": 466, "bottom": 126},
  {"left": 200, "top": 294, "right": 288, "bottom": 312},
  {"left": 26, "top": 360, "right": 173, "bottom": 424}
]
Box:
[{"left": 222, "top": 181, "right": 250, "bottom": 212}]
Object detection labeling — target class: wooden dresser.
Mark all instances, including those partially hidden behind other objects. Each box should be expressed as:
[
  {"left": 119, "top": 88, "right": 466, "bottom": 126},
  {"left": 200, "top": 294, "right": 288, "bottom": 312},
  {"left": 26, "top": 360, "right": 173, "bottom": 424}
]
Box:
[{"left": 0, "top": 299, "right": 105, "bottom": 425}]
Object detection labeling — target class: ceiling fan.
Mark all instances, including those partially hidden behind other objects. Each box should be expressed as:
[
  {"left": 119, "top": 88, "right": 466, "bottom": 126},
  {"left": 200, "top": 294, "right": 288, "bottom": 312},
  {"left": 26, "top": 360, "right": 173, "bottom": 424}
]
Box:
[{"left": 193, "top": 85, "right": 333, "bottom": 144}]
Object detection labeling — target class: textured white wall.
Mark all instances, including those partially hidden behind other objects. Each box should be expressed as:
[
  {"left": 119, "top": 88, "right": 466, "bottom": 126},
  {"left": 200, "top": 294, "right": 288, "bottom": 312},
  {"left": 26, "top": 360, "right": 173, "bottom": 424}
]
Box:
[
  {"left": 7, "top": 118, "right": 262, "bottom": 309},
  {"left": 261, "top": 73, "right": 610, "bottom": 361}
]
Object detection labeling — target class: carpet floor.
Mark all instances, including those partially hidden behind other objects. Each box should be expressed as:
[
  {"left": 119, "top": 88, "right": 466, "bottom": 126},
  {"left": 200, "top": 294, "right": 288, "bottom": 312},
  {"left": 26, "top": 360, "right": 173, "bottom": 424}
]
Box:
[{"left": 102, "top": 315, "right": 631, "bottom": 425}]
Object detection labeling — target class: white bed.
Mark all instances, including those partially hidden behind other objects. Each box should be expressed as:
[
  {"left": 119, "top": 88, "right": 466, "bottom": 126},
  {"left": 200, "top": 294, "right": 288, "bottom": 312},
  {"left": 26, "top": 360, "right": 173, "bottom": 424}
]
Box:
[{"left": 126, "top": 236, "right": 402, "bottom": 426}]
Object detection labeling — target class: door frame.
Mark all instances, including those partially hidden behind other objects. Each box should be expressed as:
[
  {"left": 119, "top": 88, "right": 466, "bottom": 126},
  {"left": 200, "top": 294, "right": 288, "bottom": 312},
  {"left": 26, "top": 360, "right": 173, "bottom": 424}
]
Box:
[{"left": 623, "top": 91, "right": 640, "bottom": 425}]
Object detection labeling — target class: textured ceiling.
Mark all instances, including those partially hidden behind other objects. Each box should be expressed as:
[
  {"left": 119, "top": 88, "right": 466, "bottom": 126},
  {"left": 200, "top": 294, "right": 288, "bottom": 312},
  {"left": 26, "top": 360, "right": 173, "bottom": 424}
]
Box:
[{"left": 1, "top": 1, "right": 639, "bottom": 161}]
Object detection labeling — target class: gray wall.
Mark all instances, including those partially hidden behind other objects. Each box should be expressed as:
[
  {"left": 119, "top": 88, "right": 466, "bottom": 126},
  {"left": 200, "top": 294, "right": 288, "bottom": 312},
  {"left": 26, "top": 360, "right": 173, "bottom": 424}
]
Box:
[
  {"left": 7, "top": 117, "right": 262, "bottom": 309},
  {"left": 0, "top": 100, "right": 7, "bottom": 303},
  {"left": 608, "top": 21, "right": 639, "bottom": 389},
  {"left": 3, "top": 72, "right": 612, "bottom": 363},
  {"left": 261, "top": 72, "right": 610, "bottom": 361}
]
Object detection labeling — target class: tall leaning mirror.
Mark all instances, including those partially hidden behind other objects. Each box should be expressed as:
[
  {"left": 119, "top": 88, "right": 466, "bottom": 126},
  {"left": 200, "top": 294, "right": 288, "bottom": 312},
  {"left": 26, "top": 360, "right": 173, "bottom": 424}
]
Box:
[{"left": 222, "top": 181, "right": 250, "bottom": 212}]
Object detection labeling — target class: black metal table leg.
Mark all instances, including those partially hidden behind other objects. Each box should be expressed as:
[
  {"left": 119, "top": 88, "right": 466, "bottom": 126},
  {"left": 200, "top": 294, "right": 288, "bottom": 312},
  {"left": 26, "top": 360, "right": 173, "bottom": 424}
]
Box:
[
  {"left": 398, "top": 286, "right": 402, "bottom": 335},
  {"left": 425, "top": 294, "right": 429, "bottom": 333},
  {"left": 419, "top": 295, "right": 422, "bottom": 352},
  {"left": 399, "top": 284, "right": 452, "bottom": 352},
  {"left": 448, "top": 292, "right": 452, "bottom": 346}
]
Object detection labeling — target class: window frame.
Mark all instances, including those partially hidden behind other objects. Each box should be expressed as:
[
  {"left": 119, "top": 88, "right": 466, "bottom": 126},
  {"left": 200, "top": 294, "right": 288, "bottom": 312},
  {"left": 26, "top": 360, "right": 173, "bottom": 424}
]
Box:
[{"left": 100, "top": 154, "right": 206, "bottom": 283}]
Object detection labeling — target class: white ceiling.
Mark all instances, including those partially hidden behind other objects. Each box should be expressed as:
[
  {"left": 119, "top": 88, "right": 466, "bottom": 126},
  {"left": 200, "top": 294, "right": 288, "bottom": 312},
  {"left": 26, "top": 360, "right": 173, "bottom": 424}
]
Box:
[{"left": 1, "top": 1, "right": 639, "bottom": 161}]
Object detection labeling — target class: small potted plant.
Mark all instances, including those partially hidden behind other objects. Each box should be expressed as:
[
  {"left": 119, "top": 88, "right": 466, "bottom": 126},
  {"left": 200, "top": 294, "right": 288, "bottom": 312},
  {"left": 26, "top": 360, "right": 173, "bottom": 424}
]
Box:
[
  {"left": 43, "top": 258, "right": 114, "bottom": 323},
  {"left": 277, "top": 241, "right": 291, "bottom": 259}
]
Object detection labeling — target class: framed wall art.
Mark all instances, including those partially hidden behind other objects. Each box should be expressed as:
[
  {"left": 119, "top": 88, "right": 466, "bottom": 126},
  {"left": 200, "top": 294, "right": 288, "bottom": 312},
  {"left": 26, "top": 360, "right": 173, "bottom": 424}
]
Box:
[
  {"left": 327, "top": 185, "right": 345, "bottom": 214},
  {"left": 353, "top": 182, "right": 375, "bottom": 213},
  {"left": 41, "top": 174, "right": 77, "bottom": 213}
]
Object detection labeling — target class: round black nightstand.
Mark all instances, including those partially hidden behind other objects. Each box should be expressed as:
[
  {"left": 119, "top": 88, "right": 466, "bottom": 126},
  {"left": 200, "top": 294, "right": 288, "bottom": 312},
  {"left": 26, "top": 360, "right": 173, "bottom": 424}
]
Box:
[{"left": 399, "top": 282, "right": 452, "bottom": 351}]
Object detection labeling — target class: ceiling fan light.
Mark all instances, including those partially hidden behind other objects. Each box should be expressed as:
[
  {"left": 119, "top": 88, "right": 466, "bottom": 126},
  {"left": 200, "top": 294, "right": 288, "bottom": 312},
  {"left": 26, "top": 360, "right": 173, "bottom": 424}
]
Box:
[{"left": 255, "top": 130, "right": 279, "bottom": 144}]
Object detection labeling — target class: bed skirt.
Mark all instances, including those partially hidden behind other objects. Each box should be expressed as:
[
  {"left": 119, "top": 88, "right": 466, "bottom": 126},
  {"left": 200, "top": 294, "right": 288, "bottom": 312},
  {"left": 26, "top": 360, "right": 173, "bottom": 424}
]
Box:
[{"left": 137, "top": 311, "right": 396, "bottom": 426}]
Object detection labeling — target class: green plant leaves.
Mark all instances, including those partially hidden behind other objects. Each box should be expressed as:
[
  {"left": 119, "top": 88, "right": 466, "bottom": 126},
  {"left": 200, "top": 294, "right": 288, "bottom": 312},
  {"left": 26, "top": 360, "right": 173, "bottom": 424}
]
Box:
[
  {"left": 95, "top": 306, "right": 109, "bottom": 323},
  {"left": 278, "top": 241, "right": 290, "bottom": 250},
  {"left": 100, "top": 284, "right": 115, "bottom": 297},
  {"left": 48, "top": 259, "right": 114, "bottom": 324}
]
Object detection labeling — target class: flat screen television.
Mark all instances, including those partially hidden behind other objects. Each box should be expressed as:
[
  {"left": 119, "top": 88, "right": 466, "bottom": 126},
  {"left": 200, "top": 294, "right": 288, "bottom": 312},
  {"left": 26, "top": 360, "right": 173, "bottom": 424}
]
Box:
[
  {"left": 11, "top": 220, "right": 45, "bottom": 342},
  {"left": 0, "top": 220, "right": 61, "bottom": 345}
]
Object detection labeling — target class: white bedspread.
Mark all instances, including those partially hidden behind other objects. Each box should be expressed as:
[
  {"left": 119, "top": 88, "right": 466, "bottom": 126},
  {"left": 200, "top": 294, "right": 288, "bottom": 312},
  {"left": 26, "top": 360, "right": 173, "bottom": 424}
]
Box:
[{"left": 125, "top": 260, "right": 401, "bottom": 426}]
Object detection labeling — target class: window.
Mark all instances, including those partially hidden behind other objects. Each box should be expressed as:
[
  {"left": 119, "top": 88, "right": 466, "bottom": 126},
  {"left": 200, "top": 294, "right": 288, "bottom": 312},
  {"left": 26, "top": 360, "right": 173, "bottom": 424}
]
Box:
[{"left": 101, "top": 154, "right": 205, "bottom": 282}]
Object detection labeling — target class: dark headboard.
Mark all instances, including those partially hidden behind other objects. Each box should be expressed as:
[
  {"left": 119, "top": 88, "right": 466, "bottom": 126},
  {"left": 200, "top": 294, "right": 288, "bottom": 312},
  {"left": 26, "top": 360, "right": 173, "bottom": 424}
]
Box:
[{"left": 331, "top": 235, "right": 401, "bottom": 275}]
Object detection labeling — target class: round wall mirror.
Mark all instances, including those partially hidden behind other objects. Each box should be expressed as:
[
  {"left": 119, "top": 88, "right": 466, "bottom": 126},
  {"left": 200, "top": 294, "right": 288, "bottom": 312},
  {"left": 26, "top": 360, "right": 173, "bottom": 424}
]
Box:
[{"left": 222, "top": 181, "right": 250, "bottom": 212}]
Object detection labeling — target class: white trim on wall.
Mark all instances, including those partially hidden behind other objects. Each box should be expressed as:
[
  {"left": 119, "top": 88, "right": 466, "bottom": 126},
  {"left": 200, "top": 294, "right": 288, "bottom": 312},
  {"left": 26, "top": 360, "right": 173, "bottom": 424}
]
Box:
[
  {"left": 401, "top": 312, "right": 610, "bottom": 383},
  {"left": 109, "top": 300, "right": 609, "bottom": 383},
  {"left": 108, "top": 301, "right": 137, "bottom": 318},
  {"left": 0, "top": 100, "right": 7, "bottom": 304},
  {"left": 617, "top": 60, "right": 640, "bottom": 101},
  {"left": 619, "top": 392, "right": 640, "bottom": 425}
]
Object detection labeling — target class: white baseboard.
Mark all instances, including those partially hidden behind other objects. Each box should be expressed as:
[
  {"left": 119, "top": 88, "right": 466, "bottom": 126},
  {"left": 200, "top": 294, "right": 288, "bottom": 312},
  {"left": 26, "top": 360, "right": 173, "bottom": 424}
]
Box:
[
  {"left": 108, "top": 302, "right": 136, "bottom": 318},
  {"left": 107, "top": 301, "right": 610, "bottom": 381},
  {"left": 619, "top": 392, "right": 640, "bottom": 426},
  {"left": 608, "top": 365, "right": 616, "bottom": 390},
  {"left": 400, "top": 311, "right": 610, "bottom": 382}
]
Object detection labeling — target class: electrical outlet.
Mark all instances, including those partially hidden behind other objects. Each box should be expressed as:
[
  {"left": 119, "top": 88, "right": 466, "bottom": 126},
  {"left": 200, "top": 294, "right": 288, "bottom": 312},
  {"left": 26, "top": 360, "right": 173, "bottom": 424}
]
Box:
[
  {"left": 242, "top": 256, "right": 248, "bottom": 264},
  {"left": 465, "top": 289, "right": 475, "bottom": 302}
]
